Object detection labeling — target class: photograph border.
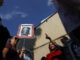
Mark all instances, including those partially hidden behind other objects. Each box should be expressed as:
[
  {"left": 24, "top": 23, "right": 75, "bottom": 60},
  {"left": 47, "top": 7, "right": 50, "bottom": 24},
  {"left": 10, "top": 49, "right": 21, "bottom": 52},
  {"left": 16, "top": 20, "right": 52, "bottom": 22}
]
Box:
[{"left": 17, "top": 24, "right": 34, "bottom": 39}]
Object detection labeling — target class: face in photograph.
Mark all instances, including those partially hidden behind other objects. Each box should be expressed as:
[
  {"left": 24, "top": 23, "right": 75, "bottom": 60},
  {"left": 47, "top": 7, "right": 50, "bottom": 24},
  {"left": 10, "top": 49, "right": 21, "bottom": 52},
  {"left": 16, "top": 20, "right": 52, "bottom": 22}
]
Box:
[{"left": 21, "top": 27, "right": 30, "bottom": 36}]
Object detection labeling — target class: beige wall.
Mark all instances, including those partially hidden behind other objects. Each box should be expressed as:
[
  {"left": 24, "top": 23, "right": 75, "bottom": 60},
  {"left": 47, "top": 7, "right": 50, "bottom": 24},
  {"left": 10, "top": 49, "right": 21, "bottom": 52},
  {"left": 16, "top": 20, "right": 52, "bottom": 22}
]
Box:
[
  {"left": 34, "top": 43, "right": 49, "bottom": 60},
  {"left": 33, "top": 13, "right": 68, "bottom": 60},
  {"left": 34, "top": 38, "right": 67, "bottom": 60},
  {"left": 34, "top": 13, "right": 67, "bottom": 48}
]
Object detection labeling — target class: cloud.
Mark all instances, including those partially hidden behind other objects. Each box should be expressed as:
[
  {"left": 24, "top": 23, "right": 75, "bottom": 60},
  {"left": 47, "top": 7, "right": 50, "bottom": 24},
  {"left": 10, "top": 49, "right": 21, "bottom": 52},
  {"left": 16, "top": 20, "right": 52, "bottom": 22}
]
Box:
[
  {"left": 47, "top": 0, "right": 53, "bottom": 6},
  {"left": 14, "top": 11, "right": 27, "bottom": 18},
  {"left": 0, "top": 14, "right": 13, "bottom": 20},
  {"left": 0, "top": 11, "right": 28, "bottom": 20}
]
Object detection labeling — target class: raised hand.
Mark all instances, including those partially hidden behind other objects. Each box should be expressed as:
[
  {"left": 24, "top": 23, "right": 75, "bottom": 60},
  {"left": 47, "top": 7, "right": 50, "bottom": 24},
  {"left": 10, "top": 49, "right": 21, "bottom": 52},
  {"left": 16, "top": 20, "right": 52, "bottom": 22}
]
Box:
[
  {"left": 45, "top": 33, "right": 51, "bottom": 40},
  {"left": 45, "top": 33, "right": 56, "bottom": 45}
]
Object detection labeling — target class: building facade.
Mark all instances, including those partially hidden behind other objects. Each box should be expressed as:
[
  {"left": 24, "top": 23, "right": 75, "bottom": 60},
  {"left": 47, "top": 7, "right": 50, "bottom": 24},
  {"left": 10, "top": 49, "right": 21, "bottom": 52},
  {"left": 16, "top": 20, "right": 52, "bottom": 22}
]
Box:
[{"left": 33, "top": 13, "right": 69, "bottom": 60}]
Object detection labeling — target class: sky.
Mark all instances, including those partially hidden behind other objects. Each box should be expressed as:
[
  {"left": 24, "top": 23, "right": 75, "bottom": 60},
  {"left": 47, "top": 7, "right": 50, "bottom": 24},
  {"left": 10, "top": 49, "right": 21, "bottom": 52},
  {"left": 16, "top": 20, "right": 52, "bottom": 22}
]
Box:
[{"left": 0, "top": 0, "right": 56, "bottom": 36}]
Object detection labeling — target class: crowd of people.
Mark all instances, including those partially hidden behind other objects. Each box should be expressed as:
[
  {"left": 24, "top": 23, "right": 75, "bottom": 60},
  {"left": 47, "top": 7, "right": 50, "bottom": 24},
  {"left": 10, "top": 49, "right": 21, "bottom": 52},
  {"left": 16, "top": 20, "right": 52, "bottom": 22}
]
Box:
[
  {"left": 1, "top": 0, "right": 80, "bottom": 60},
  {"left": 0, "top": 17, "right": 25, "bottom": 60},
  {"left": 0, "top": 11, "right": 77, "bottom": 60},
  {"left": 2, "top": 35, "right": 25, "bottom": 60},
  {"left": 0, "top": 16, "right": 71, "bottom": 60},
  {"left": 0, "top": 1, "right": 25, "bottom": 60}
]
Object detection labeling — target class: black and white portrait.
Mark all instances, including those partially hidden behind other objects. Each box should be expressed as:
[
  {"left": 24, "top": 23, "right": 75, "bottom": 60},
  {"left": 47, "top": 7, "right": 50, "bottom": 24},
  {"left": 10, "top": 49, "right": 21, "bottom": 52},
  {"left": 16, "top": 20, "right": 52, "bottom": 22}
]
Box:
[
  {"left": 17, "top": 24, "right": 34, "bottom": 38},
  {"left": 21, "top": 27, "right": 30, "bottom": 36}
]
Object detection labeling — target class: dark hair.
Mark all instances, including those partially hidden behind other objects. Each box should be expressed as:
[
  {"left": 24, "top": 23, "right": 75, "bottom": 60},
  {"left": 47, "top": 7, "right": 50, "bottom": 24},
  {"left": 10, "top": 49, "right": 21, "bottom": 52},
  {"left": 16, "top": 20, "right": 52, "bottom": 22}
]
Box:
[
  {"left": 9, "top": 36, "right": 19, "bottom": 42},
  {"left": 41, "top": 56, "right": 45, "bottom": 60},
  {"left": 49, "top": 42, "right": 60, "bottom": 52},
  {"left": 9, "top": 36, "right": 13, "bottom": 39},
  {"left": 49, "top": 42, "right": 55, "bottom": 52}
]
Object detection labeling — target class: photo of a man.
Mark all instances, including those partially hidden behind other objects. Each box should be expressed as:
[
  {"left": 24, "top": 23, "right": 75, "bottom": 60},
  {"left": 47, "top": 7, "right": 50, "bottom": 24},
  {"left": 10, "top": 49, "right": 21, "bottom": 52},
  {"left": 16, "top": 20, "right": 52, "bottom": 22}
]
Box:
[
  {"left": 17, "top": 24, "right": 34, "bottom": 38},
  {"left": 21, "top": 27, "right": 30, "bottom": 36}
]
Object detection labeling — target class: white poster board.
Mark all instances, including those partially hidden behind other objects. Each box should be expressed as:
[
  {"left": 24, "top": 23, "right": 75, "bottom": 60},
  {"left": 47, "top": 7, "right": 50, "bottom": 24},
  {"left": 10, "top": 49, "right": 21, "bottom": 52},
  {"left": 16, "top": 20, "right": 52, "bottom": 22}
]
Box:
[{"left": 17, "top": 24, "right": 34, "bottom": 39}]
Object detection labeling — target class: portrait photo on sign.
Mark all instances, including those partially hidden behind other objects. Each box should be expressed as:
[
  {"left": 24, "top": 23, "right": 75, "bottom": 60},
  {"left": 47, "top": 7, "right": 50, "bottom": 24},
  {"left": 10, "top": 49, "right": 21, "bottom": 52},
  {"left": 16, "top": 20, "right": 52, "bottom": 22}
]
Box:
[{"left": 17, "top": 24, "right": 34, "bottom": 38}]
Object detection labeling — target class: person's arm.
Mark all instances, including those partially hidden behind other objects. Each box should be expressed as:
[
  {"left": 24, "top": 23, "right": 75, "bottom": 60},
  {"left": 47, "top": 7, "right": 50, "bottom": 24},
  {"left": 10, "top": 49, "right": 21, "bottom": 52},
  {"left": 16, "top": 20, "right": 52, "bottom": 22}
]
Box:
[
  {"left": 45, "top": 33, "right": 51, "bottom": 41},
  {"left": 45, "top": 33, "right": 56, "bottom": 45},
  {"left": 2, "top": 48, "right": 9, "bottom": 60},
  {"left": 19, "top": 48, "right": 25, "bottom": 59}
]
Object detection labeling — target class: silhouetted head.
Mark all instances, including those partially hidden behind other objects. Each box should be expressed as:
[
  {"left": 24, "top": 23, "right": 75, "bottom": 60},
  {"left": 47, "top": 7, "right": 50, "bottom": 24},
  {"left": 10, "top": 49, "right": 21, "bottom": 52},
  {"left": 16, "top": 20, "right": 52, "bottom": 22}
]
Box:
[
  {"left": 41, "top": 56, "right": 45, "bottom": 60},
  {"left": 10, "top": 35, "right": 19, "bottom": 47},
  {"left": 61, "top": 36, "right": 68, "bottom": 43}
]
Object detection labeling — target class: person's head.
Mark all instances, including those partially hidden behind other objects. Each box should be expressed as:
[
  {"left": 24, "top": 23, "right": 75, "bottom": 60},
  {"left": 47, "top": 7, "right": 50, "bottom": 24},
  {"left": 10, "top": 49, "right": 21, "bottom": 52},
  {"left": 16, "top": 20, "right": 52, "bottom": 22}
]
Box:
[
  {"left": 61, "top": 36, "right": 68, "bottom": 44},
  {"left": 10, "top": 35, "right": 19, "bottom": 46},
  {"left": 41, "top": 56, "right": 45, "bottom": 60},
  {"left": 22, "top": 27, "right": 27, "bottom": 33},
  {"left": 49, "top": 42, "right": 56, "bottom": 52}
]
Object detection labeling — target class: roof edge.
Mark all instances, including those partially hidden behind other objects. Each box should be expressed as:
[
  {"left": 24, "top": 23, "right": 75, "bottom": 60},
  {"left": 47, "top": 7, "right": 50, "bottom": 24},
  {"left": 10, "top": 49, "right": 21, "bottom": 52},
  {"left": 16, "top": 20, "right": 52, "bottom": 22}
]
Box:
[{"left": 35, "top": 11, "right": 57, "bottom": 29}]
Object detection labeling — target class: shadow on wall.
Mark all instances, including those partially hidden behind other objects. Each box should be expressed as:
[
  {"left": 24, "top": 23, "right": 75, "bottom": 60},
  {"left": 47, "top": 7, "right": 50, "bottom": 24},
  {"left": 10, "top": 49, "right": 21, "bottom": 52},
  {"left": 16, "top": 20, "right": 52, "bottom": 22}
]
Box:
[
  {"left": 34, "top": 27, "right": 42, "bottom": 36},
  {"left": 17, "top": 27, "right": 42, "bottom": 51}
]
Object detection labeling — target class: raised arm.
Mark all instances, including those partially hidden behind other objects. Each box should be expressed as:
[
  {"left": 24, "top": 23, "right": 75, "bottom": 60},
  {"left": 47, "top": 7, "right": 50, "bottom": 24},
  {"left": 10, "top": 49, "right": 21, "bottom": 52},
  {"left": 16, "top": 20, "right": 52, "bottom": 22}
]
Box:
[
  {"left": 45, "top": 33, "right": 52, "bottom": 41},
  {"left": 45, "top": 33, "right": 56, "bottom": 45},
  {"left": 19, "top": 48, "right": 25, "bottom": 59}
]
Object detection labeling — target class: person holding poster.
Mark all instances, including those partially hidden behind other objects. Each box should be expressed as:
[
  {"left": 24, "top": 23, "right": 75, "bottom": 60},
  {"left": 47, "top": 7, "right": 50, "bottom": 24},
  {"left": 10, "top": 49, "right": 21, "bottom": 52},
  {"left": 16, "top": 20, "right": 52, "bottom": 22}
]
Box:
[
  {"left": 2, "top": 35, "right": 25, "bottom": 60},
  {"left": 17, "top": 24, "right": 34, "bottom": 60}
]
